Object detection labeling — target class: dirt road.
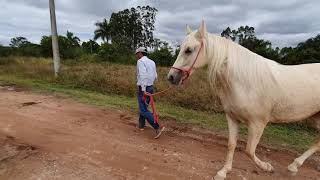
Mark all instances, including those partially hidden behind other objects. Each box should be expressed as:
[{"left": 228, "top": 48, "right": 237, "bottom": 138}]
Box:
[{"left": 0, "top": 85, "right": 319, "bottom": 180}]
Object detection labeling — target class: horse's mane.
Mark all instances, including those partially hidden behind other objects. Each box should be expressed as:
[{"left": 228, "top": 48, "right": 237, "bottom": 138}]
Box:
[{"left": 206, "top": 34, "right": 278, "bottom": 95}]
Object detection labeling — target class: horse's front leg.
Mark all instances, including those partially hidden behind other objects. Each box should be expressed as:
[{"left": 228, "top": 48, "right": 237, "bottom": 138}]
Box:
[
  {"left": 214, "top": 114, "right": 239, "bottom": 180},
  {"left": 246, "top": 121, "right": 274, "bottom": 172}
]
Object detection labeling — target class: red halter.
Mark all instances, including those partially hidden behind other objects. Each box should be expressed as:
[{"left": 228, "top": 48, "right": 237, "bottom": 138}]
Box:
[{"left": 171, "top": 40, "right": 204, "bottom": 84}]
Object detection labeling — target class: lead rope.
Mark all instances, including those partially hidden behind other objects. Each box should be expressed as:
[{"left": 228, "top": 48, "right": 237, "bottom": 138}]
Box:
[{"left": 143, "top": 86, "right": 174, "bottom": 126}]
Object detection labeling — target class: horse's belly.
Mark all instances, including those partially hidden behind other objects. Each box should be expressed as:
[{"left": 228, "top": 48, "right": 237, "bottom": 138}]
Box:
[
  {"left": 271, "top": 98, "right": 320, "bottom": 123},
  {"left": 307, "top": 112, "right": 320, "bottom": 130}
]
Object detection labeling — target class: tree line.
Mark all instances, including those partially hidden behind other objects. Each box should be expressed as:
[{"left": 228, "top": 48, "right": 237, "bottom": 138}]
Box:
[
  {"left": 221, "top": 26, "right": 320, "bottom": 64},
  {"left": 0, "top": 6, "right": 319, "bottom": 66}
]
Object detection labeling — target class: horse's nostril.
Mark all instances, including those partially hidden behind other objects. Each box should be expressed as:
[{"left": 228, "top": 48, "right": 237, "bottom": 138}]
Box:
[{"left": 168, "top": 75, "right": 174, "bottom": 82}]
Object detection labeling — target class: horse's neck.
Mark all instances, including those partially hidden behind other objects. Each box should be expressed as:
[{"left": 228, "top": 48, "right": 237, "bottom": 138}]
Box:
[
  {"left": 206, "top": 34, "right": 277, "bottom": 98},
  {"left": 206, "top": 35, "right": 229, "bottom": 63},
  {"left": 206, "top": 35, "right": 229, "bottom": 90}
]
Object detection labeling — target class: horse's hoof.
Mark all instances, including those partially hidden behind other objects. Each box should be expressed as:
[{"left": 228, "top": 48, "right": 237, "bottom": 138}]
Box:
[
  {"left": 265, "top": 162, "right": 274, "bottom": 173},
  {"left": 214, "top": 172, "right": 226, "bottom": 180},
  {"left": 288, "top": 160, "right": 301, "bottom": 176},
  {"left": 288, "top": 163, "right": 298, "bottom": 176}
]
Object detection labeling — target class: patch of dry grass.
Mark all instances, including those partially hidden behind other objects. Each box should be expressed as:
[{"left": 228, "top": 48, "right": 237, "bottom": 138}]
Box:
[{"left": 0, "top": 57, "right": 222, "bottom": 111}]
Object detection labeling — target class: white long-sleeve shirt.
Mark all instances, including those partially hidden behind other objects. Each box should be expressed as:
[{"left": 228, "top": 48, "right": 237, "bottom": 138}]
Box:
[{"left": 136, "top": 56, "right": 157, "bottom": 91}]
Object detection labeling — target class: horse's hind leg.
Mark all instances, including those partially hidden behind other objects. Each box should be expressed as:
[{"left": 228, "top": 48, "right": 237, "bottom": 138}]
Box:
[{"left": 288, "top": 138, "right": 320, "bottom": 175}]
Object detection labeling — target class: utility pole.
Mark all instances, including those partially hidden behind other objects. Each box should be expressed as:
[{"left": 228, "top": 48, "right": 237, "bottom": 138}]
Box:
[{"left": 49, "top": 0, "right": 60, "bottom": 77}]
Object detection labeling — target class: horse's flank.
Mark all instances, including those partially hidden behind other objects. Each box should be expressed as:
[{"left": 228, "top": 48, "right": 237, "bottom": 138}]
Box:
[{"left": 206, "top": 34, "right": 320, "bottom": 123}]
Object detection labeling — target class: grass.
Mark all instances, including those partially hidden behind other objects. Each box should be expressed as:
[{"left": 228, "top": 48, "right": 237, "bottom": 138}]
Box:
[
  {"left": 0, "top": 57, "right": 222, "bottom": 111},
  {"left": 0, "top": 73, "right": 318, "bottom": 153}
]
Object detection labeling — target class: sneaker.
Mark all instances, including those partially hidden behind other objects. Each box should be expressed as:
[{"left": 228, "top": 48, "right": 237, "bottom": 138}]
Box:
[
  {"left": 154, "top": 126, "right": 165, "bottom": 139},
  {"left": 137, "top": 125, "right": 146, "bottom": 131}
]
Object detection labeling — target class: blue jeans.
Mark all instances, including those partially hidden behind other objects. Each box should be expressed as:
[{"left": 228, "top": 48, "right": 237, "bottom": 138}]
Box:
[{"left": 137, "top": 85, "right": 159, "bottom": 130}]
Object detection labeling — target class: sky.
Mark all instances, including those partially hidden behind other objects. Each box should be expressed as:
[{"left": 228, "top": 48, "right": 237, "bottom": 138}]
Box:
[{"left": 0, "top": 0, "right": 319, "bottom": 48}]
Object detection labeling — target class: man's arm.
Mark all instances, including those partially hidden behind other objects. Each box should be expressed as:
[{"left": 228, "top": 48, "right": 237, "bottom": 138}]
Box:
[{"left": 137, "top": 61, "right": 149, "bottom": 92}]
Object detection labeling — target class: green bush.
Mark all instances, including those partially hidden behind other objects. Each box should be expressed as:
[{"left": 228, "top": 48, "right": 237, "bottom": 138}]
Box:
[
  {"left": 0, "top": 45, "right": 13, "bottom": 57},
  {"left": 40, "top": 35, "right": 82, "bottom": 59},
  {"left": 82, "top": 40, "right": 100, "bottom": 54},
  {"left": 17, "top": 43, "right": 42, "bottom": 57},
  {"left": 149, "top": 48, "right": 175, "bottom": 66},
  {"left": 97, "top": 43, "right": 135, "bottom": 64}
]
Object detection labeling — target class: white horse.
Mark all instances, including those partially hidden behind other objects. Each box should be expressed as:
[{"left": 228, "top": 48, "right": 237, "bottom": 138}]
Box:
[{"left": 167, "top": 21, "right": 320, "bottom": 180}]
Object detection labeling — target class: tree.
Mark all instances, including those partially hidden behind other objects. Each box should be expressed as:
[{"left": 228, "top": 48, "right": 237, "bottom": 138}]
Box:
[
  {"left": 108, "top": 6, "right": 158, "bottom": 51},
  {"left": 66, "top": 30, "right": 80, "bottom": 47},
  {"left": 18, "top": 43, "right": 42, "bottom": 57},
  {"left": 137, "top": 6, "right": 158, "bottom": 48},
  {"left": 82, "top": 40, "right": 100, "bottom": 54},
  {"left": 151, "top": 38, "right": 171, "bottom": 50},
  {"left": 40, "top": 35, "right": 53, "bottom": 57},
  {"left": 40, "top": 32, "right": 82, "bottom": 59},
  {"left": 280, "top": 34, "right": 320, "bottom": 64},
  {"left": 221, "top": 27, "right": 237, "bottom": 41},
  {"left": 10, "top": 37, "right": 30, "bottom": 48},
  {"left": 97, "top": 42, "right": 134, "bottom": 64},
  {"left": 109, "top": 8, "right": 142, "bottom": 50},
  {"left": 0, "top": 45, "right": 13, "bottom": 57},
  {"left": 149, "top": 40, "right": 175, "bottom": 66},
  {"left": 221, "top": 26, "right": 280, "bottom": 61},
  {"left": 151, "top": 38, "right": 162, "bottom": 50},
  {"left": 221, "top": 26, "right": 255, "bottom": 44},
  {"left": 149, "top": 47, "right": 174, "bottom": 66},
  {"left": 236, "top": 26, "right": 255, "bottom": 45},
  {"left": 9, "top": 37, "right": 41, "bottom": 57},
  {"left": 94, "top": 18, "right": 111, "bottom": 43}
]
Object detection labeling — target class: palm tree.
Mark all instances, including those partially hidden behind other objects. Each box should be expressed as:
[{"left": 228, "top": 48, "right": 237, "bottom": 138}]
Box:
[
  {"left": 94, "top": 18, "right": 111, "bottom": 43},
  {"left": 66, "top": 31, "right": 80, "bottom": 46}
]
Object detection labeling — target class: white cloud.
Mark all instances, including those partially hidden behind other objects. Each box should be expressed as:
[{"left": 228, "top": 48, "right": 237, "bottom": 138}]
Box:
[{"left": 0, "top": 0, "right": 319, "bottom": 48}]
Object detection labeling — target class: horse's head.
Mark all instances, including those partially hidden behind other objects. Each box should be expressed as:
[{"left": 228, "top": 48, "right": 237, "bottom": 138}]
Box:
[{"left": 167, "top": 21, "right": 208, "bottom": 85}]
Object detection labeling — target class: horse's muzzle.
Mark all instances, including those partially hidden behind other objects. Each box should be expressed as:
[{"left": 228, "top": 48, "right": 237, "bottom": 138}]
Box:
[{"left": 167, "top": 70, "right": 183, "bottom": 85}]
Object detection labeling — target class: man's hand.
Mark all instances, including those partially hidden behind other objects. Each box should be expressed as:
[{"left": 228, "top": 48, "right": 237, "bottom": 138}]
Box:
[
  {"left": 141, "top": 85, "right": 146, "bottom": 92},
  {"left": 142, "top": 92, "right": 150, "bottom": 105}
]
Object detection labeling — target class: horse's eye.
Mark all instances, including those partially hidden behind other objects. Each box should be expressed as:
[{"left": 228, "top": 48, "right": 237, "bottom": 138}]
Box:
[{"left": 185, "top": 48, "right": 192, "bottom": 54}]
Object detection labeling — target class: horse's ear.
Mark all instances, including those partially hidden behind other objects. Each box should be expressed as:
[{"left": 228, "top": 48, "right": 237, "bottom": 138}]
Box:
[
  {"left": 186, "top": 25, "right": 192, "bottom": 35},
  {"left": 197, "top": 20, "right": 207, "bottom": 39}
]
